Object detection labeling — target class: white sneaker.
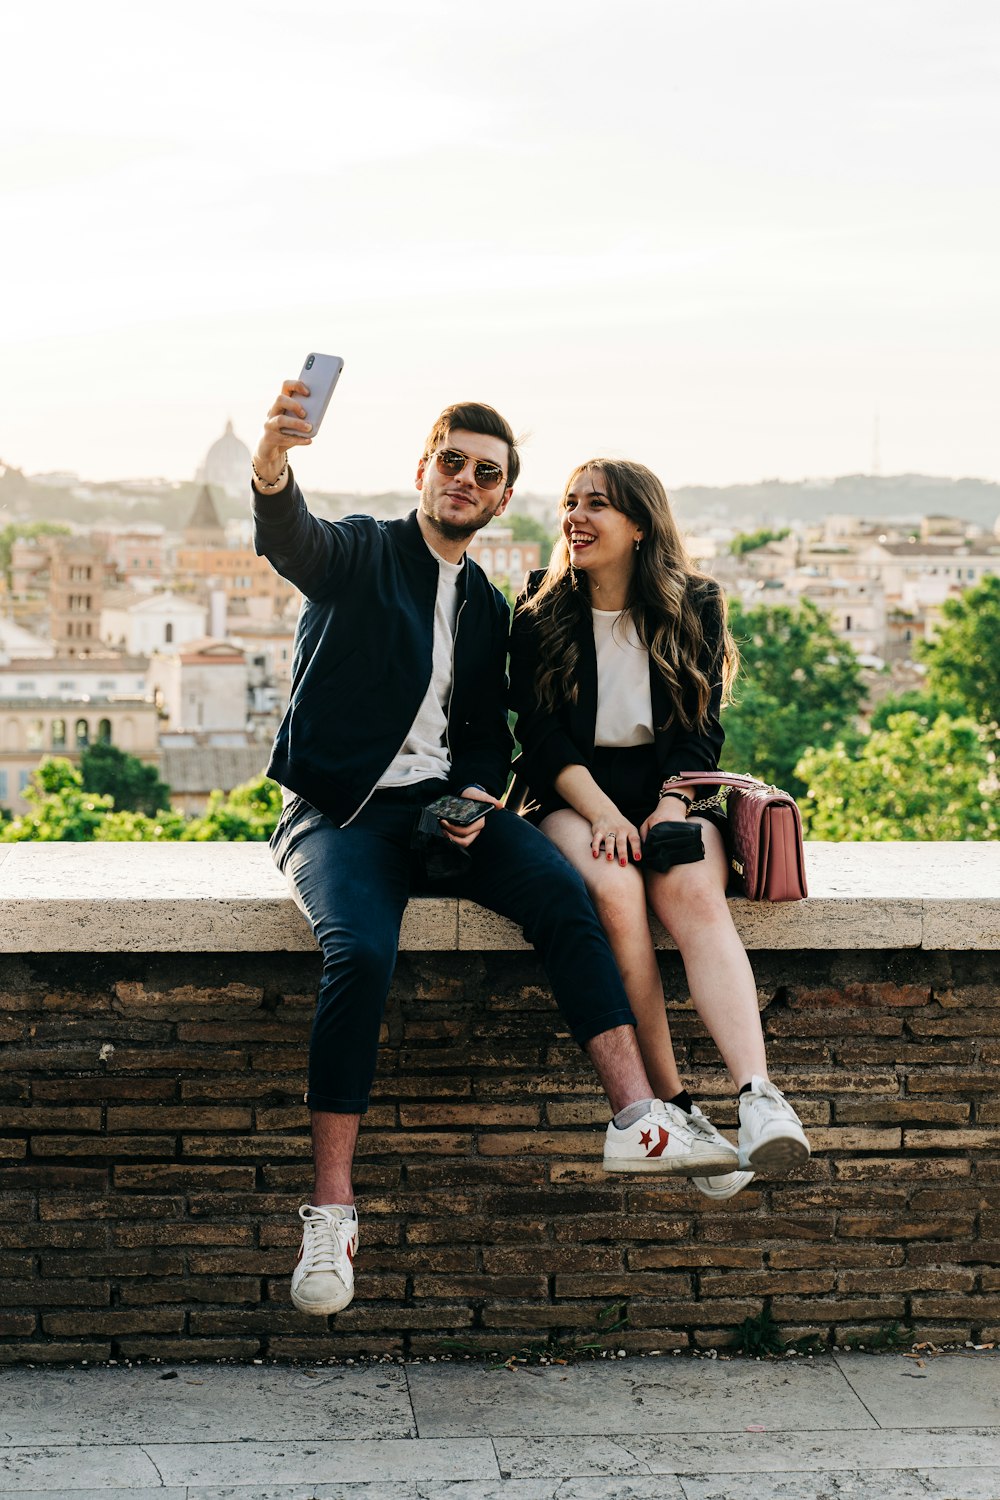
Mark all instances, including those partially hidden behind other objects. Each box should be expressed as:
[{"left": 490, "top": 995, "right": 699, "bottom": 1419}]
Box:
[
  {"left": 290, "top": 1204, "right": 358, "bottom": 1316},
  {"left": 738, "top": 1076, "right": 811, "bottom": 1172},
  {"left": 693, "top": 1168, "right": 756, "bottom": 1200},
  {"left": 686, "top": 1104, "right": 756, "bottom": 1200},
  {"left": 603, "top": 1100, "right": 740, "bottom": 1176}
]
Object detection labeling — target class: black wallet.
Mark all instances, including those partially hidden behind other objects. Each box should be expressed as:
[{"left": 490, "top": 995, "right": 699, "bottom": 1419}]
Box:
[{"left": 641, "top": 820, "right": 704, "bottom": 874}]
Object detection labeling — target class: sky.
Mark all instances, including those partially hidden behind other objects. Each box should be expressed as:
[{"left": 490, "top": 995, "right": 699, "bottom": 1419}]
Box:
[{"left": 2, "top": 0, "right": 998, "bottom": 496}]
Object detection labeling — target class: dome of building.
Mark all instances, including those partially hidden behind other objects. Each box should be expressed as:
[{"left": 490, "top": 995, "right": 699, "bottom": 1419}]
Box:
[{"left": 195, "top": 421, "right": 252, "bottom": 500}]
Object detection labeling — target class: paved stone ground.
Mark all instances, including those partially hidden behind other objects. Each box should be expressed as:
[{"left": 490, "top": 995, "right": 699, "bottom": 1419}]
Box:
[{"left": 1, "top": 1351, "right": 999, "bottom": 1499}]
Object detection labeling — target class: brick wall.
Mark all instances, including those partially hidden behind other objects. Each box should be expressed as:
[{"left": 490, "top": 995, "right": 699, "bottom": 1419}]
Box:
[{"left": 1, "top": 947, "right": 997, "bottom": 1364}]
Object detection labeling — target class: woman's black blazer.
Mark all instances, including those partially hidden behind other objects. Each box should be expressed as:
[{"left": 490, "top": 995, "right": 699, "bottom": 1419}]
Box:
[{"left": 507, "top": 571, "right": 726, "bottom": 807}]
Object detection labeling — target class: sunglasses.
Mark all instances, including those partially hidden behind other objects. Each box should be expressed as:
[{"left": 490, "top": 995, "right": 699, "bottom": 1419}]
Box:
[{"left": 434, "top": 447, "right": 506, "bottom": 491}]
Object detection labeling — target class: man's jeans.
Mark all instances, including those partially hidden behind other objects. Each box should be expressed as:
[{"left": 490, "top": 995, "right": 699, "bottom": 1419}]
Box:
[{"left": 270, "top": 783, "right": 636, "bottom": 1113}]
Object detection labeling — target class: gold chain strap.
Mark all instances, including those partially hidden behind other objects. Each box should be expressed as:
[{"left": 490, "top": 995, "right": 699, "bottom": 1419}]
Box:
[{"left": 660, "top": 773, "right": 781, "bottom": 815}]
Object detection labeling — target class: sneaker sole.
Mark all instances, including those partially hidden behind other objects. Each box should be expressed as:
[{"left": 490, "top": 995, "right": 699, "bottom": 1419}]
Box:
[
  {"left": 603, "top": 1152, "right": 741, "bottom": 1176},
  {"left": 745, "top": 1135, "right": 810, "bottom": 1172},
  {"left": 692, "top": 1171, "right": 755, "bottom": 1200},
  {"left": 290, "top": 1287, "right": 355, "bottom": 1316}
]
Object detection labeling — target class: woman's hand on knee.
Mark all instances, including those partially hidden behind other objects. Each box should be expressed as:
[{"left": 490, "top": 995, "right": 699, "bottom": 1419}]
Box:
[{"left": 590, "top": 807, "right": 642, "bottom": 868}]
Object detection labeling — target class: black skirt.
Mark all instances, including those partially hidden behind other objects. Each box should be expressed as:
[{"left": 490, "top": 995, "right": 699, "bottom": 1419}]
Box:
[{"left": 533, "top": 744, "right": 728, "bottom": 838}]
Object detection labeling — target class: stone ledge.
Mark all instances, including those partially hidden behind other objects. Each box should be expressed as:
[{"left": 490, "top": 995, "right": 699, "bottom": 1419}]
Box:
[{"left": 0, "top": 841, "right": 996, "bottom": 953}]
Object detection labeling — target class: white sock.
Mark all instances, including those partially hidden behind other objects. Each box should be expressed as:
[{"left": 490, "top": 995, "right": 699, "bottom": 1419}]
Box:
[{"left": 315, "top": 1202, "right": 356, "bottom": 1219}]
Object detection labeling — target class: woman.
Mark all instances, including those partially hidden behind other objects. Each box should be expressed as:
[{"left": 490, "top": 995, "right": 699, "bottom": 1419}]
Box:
[{"left": 508, "top": 458, "right": 810, "bottom": 1198}]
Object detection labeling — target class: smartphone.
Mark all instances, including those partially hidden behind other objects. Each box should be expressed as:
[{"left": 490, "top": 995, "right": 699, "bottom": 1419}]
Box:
[
  {"left": 425, "top": 794, "right": 495, "bottom": 828},
  {"left": 281, "top": 352, "right": 344, "bottom": 436}
]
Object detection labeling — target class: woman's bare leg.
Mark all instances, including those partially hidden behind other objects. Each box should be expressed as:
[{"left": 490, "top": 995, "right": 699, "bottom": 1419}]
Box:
[
  {"left": 645, "top": 818, "right": 767, "bottom": 1088},
  {"left": 540, "top": 809, "right": 684, "bottom": 1100}
]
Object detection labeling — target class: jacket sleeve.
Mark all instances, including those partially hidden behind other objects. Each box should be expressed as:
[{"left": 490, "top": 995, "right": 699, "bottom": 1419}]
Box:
[
  {"left": 450, "top": 588, "right": 514, "bottom": 799},
  {"left": 657, "top": 584, "right": 727, "bottom": 779},
  {"left": 252, "top": 475, "right": 368, "bottom": 602},
  {"left": 508, "top": 585, "right": 589, "bottom": 792}
]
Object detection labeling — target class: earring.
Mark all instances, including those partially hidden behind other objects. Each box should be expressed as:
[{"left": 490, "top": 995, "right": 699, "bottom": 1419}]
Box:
[{"left": 634, "top": 537, "right": 642, "bottom": 552}]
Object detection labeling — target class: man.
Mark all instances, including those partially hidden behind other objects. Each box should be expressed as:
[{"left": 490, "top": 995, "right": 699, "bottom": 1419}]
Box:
[{"left": 251, "top": 381, "right": 739, "bottom": 1317}]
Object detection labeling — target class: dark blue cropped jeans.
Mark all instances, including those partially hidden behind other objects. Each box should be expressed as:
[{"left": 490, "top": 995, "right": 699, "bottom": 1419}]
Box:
[{"left": 270, "top": 782, "right": 636, "bottom": 1113}]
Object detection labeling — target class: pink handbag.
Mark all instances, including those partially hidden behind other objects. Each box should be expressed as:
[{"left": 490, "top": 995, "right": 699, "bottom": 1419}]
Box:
[{"left": 660, "top": 771, "right": 808, "bottom": 902}]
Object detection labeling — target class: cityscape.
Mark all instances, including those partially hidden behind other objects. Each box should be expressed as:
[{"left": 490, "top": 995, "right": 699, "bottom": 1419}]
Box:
[{"left": 0, "top": 422, "right": 998, "bottom": 835}]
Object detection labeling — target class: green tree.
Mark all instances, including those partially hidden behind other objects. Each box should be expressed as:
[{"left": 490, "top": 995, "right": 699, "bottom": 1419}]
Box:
[
  {"left": 729, "top": 527, "right": 791, "bottom": 556},
  {"left": 917, "top": 574, "right": 1000, "bottom": 726},
  {"left": 796, "top": 711, "right": 999, "bottom": 841},
  {"left": 869, "top": 688, "right": 966, "bottom": 733},
  {"left": 507, "top": 513, "right": 555, "bottom": 565},
  {"left": 94, "top": 808, "right": 188, "bottom": 840},
  {"left": 0, "top": 521, "right": 71, "bottom": 591},
  {"left": 0, "top": 759, "right": 114, "bottom": 842},
  {"left": 722, "top": 597, "right": 865, "bottom": 795},
  {"left": 182, "top": 775, "right": 283, "bottom": 842},
  {"left": 80, "top": 742, "right": 171, "bottom": 815}
]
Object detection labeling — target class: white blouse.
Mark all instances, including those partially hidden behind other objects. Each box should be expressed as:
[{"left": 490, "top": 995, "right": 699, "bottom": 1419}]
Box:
[{"left": 591, "top": 607, "right": 654, "bottom": 748}]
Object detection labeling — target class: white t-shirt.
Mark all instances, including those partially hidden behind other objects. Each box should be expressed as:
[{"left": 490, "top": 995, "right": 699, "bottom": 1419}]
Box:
[
  {"left": 376, "top": 546, "right": 464, "bottom": 787},
  {"left": 592, "top": 607, "right": 654, "bottom": 749}
]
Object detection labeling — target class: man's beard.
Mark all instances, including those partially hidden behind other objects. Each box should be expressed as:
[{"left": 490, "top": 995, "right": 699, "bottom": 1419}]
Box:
[{"left": 423, "top": 497, "right": 499, "bottom": 543}]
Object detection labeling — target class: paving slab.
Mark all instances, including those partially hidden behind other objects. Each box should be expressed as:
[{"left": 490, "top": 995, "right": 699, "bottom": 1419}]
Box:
[
  {"left": 146, "top": 1436, "right": 500, "bottom": 1488},
  {"left": 0, "top": 1364, "right": 414, "bottom": 1445},
  {"left": 183, "top": 1482, "right": 689, "bottom": 1494},
  {"left": 678, "top": 1469, "right": 1000, "bottom": 1500},
  {"left": 406, "top": 1359, "right": 875, "bottom": 1438},
  {"left": 0, "top": 1444, "right": 164, "bottom": 1491},
  {"left": 0, "top": 1493, "right": 184, "bottom": 1500},
  {"left": 833, "top": 1350, "right": 1000, "bottom": 1428},
  {"left": 497, "top": 1426, "right": 1000, "bottom": 1478},
  {"left": 186, "top": 1483, "right": 686, "bottom": 1500}
]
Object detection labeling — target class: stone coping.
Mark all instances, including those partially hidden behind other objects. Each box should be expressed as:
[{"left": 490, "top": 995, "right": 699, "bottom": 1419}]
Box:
[{"left": 0, "top": 840, "right": 996, "bottom": 953}]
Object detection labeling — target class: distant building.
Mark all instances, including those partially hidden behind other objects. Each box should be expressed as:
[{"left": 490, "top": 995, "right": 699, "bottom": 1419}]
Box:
[
  {"left": 91, "top": 525, "right": 165, "bottom": 585},
  {"left": 194, "top": 420, "right": 253, "bottom": 501},
  {"left": 159, "top": 736, "right": 268, "bottom": 815},
  {"left": 183, "top": 484, "right": 228, "bottom": 548},
  {"left": 0, "top": 693, "right": 159, "bottom": 814},
  {"left": 101, "top": 591, "right": 208, "bottom": 657},
  {"left": 175, "top": 487, "right": 298, "bottom": 618},
  {"left": 148, "top": 638, "right": 249, "bottom": 733},
  {"left": 0, "top": 618, "right": 56, "bottom": 662},
  {"left": 465, "top": 527, "right": 541, "bottom": 586},
  {"left": 48, "top": 535, "right": 111, "bottom": 656},
  {"left": 0, "top": 656, "right": 148, "bottom": 702}
]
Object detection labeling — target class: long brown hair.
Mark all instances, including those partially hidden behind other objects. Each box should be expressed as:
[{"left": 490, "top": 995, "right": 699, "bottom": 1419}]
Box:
[{"left": 525, "top": 458, "right": 738, "bottom": 729}]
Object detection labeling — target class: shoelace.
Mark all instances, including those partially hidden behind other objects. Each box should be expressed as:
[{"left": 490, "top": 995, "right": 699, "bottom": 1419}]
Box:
[
  {"left": 747, "top": 1078, "right": 788, "bottom": 1113},
  {"left": 298, "top": 1205, "right": 348, "bottom": 1275},
  {"left": 684, "top": 1108, "right": 725, "bottom": 1144}
]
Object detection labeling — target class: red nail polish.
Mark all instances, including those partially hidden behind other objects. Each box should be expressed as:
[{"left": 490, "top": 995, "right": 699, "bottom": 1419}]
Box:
[
  {"left": 635, "top": 853, "right": 642, "bottom": 862},
  {"left": 592, "top": 849, "right": 599, "bottom": 859},
  {"left": 607, "top": 852, "right": 613, "bottom": 861}
]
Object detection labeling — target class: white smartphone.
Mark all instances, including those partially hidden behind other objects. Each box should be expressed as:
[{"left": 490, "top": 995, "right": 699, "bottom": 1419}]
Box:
[{"left": 283, "top": 352, "right": 344, "bottom": 437}]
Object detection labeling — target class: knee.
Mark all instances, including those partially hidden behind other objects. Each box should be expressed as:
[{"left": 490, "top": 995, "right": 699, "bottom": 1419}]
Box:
[
  {"left": 658, "top": 870, "right": 729, "bottom": 935},
  {"left": 591, "top": 878, "right": 647, "bottom": 942},
  {"left": 318, "top": 928, "right": 394, "bottom": 991}
]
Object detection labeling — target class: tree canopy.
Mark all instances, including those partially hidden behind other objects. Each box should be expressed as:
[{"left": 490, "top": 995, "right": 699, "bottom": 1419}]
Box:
[
  {"left": 796, "top": 710, "right": 999, "bottom": 841},
  {"left": 721, "top": 597, "right": 865, "bottom": 795},
  {"left": 0, "top": 760, "right": 282, "bottom": 844},
  {"left": 79, "top": 743, "right": 171, "bottom": 816},
  {"left": 917, "top": 574, "right": 1000, "bottom": 726}
]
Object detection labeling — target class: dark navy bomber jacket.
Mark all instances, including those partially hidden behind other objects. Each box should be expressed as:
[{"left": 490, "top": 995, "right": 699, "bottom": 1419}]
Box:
[{"left": 253, "top": 477, "right": 514, "bottom": 826}]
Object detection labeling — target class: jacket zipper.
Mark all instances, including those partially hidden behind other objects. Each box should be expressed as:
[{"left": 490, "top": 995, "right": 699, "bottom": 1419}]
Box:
[
  {"left": 444, "top": 597, "right": 467, "bottom": 761},
  {"left": 343, "top": 579, "right": 465, "bottom": 827}
]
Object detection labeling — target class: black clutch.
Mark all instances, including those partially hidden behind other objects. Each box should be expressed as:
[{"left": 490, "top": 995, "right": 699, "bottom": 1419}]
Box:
[{"left": 641, "top": 820, "right": 704, "bottom": 874}]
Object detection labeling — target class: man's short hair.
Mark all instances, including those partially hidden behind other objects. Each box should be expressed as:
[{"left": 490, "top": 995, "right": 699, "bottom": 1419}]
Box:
[{"left": 422, "top": 402, "right": 520, "bottom": 488}]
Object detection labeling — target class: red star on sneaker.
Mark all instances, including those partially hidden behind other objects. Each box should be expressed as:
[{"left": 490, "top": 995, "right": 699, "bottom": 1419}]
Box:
[{"left": 639, "top": 1129, "right": 652, "bottom": 1147}]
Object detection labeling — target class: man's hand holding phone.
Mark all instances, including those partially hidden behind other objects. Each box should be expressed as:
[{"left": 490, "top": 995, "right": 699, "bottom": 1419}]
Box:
[
  {"left": 253, "top": 354, "right": 344, "bottom": 495},
  {"left": 434, "top": 788, "right": 501, "bottom": 848}
]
